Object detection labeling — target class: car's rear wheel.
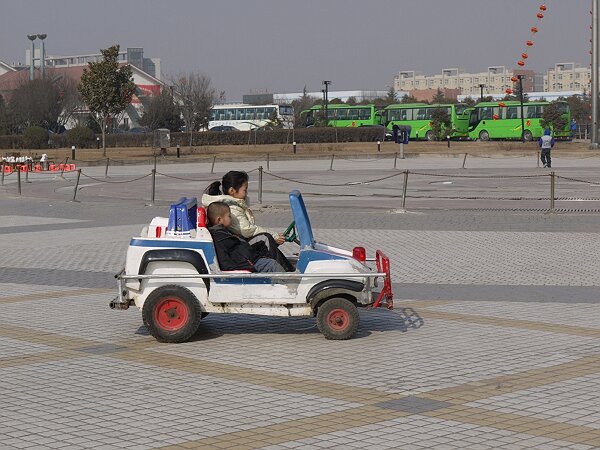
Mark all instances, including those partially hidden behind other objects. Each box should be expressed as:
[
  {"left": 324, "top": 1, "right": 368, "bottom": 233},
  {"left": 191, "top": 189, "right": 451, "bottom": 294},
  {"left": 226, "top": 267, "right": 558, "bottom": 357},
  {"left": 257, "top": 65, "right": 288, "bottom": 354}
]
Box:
[
  {"left": 425, "top": 130, "right": 435, "bottom": 141},
  {"left": 143, "top": 285, "right": 202, "bottom": 343},
  {"left": 479, "top": 130, "right": 490, "bottom": 141},
  {"left": 523, "top": 130, "right": 533, "bottom": 141},
  {"left": 316, "top": 297, "right": 359, "bottom": 340}
]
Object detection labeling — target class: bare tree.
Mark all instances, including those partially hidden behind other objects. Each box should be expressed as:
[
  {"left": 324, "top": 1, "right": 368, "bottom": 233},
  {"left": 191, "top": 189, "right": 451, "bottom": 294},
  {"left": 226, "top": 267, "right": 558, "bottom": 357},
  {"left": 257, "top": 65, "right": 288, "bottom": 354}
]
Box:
[
  {"left": 54, "top": 75, "right": 84, "bottom": 128},
  {"left": 171, "top": 73, "right": 219, "bottom": 147}
]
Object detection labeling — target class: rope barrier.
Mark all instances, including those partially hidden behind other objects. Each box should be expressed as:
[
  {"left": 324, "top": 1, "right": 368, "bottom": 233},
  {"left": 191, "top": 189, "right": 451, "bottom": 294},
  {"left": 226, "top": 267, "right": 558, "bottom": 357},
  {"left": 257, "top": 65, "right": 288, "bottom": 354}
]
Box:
[
  {"left": 263, "top": 170, "right": 405, "bottom": 187},
  {"left": 555, "top": 174, "right": 600, "bottom": 185},
  {"left": 155, "top": 171, "right": 222, "bottom": 182},
  {"left": 79, "top": 172, "right": 152, "bottom": 183},
  {"left": 409, "top": 171, "right": 549, "bottom": 179}
]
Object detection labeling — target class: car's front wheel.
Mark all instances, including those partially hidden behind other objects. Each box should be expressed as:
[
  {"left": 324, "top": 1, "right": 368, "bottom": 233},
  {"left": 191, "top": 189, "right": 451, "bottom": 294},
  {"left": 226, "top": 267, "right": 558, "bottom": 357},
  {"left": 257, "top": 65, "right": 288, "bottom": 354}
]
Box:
[{"left": 316, "top": 297, "right": 359, "bottom": 340}]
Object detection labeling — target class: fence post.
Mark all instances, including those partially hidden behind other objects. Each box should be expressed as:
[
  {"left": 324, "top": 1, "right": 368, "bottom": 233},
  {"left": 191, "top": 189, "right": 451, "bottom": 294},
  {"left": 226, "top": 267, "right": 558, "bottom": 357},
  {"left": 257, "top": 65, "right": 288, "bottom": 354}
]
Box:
[
  {"left": 267, "top": 153, "right": 270, "bottom": 171},
  {"left": 258, "top": 166, "right": 263, "bottom": 205},
  {"left": 1, "top": 164, "right": 4, "bottom": 186},
  {"left": 105, "top": 158, "right": 110, "bottom": 178},
  {"left": 400, "top": 142, "right": 405, "bottom": 159},
  {"left": 462, "top": 153, "right": 468, "bottom": 169},
  {"left": 151, "top": 169, "right": 156, "bottom": 204},
  {"left": 72, "top": 169, "right": 81, "bottom": 202},
  {"left": 153, "top": 155, "right": 157, "bottom": 172},
  {"left": 537, "top": 151, "right": 540, "bottom": 168},
  {"left": 293, "top": 141, "right": 297, "bottom": 154},
  {"left": 25, "top": 165, "right": 30, "bottom": 183},
  {"left": 401, "top": 170, "right": 409, "bottom": 209},
  {"left": 210, "top": 156, "right": 216, "bottom": 174},
  {"left": 60, "top": 157, "right": 69, "bottom": 177},
  {"left": 377, "top": 140, "right": 381, "bottom": 152},
  {"left": 329, "top": 154, "right": 335, "bottom": 171},
  {"left": 17, "top": 167, "right": 22, "bottom": 196},
  {"left": 394, "top": 152, "right": 398, "bottom": 170},
  {"left": 550, "top": 171, "right": 555, "bottom": 212}
]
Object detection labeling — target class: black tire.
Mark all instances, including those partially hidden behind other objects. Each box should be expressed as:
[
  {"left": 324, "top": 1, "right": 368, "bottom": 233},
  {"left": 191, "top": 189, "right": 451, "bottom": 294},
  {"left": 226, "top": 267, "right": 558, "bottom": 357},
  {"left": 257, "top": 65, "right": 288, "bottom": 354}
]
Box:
[
  {"left": 479, "top": 130, "right": 490, "bottom": 141},
  {"left": 523, "top": 130, "right": 533, "bottom": 141},
  {"left": 142, "top": 285, "right": 202, "bottom": 343},
  {"left": 425, "top": 130, "right": 435, "bottom": 141},
  {"left": 316, "top": 297, "right": 359, "bottom": 340}
]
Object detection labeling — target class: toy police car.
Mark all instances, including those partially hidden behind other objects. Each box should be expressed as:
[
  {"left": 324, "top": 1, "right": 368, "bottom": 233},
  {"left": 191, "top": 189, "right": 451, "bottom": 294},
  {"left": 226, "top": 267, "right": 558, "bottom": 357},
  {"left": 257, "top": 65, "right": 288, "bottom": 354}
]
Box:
[{"left": 110, "top": 190, "right": 392, "bottom": 342}]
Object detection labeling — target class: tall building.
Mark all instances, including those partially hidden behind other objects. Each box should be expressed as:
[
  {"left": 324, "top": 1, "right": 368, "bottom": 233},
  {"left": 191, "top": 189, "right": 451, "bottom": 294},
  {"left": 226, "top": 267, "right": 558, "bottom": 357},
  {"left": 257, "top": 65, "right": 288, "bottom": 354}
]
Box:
[
  {"left": 544, "top": 63, "right": 590, "bottom": 92},
  {"left": 393, "top": 66, "right": 535, "bottom": 98}
]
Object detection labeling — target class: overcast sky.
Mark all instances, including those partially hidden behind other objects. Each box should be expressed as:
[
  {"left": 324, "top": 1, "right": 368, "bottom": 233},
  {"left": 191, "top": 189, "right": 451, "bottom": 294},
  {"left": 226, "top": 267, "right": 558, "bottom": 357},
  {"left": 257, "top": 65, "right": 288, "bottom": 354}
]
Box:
[{"left": 0, "top": 0, "right": 591, "bottom": 100}]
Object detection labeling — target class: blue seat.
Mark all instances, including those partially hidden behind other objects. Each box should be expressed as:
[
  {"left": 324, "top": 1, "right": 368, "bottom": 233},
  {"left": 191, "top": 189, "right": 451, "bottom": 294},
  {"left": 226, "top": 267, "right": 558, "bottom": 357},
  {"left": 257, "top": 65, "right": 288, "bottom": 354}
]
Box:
[{"left": 167, "top": 197, "right": 198, "bottom": 235}]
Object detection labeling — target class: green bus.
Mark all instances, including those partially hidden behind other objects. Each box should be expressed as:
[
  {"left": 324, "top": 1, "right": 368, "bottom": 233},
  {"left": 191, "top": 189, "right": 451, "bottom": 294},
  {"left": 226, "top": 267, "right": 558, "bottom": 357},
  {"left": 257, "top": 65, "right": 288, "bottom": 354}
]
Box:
[
  {"left": 467, "top": 101, "right": 571, "bottom": 141},
  {"left": 381, "top": 103, "right": 471, "bottom": 140},
  {"left": 300, "top": 104, "right": 380, "bottom": 127}
]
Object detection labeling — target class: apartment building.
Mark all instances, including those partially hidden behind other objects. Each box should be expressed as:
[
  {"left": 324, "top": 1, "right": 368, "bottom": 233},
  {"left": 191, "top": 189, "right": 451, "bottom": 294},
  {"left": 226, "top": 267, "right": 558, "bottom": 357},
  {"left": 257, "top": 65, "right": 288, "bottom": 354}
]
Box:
[
  {"left": 545, "top": 63, "right": 591, "bottom": 92},
  {"left": 393, "top": 67, "right": 536, "bottom": 98}
]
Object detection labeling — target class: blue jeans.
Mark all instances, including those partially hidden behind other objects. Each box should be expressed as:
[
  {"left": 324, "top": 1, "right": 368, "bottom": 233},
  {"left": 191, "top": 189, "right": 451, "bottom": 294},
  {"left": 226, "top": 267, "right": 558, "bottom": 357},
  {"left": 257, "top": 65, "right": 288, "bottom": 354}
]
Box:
[{"left": 253, "top": 258, "right": 285, "bottom": 273}]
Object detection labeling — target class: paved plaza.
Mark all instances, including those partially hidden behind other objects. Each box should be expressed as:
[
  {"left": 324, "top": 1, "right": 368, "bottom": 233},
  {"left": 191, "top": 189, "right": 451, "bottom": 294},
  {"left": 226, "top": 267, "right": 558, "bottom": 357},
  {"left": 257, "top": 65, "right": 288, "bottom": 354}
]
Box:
[{"left": 1, "top": 152, "right": 600, "bottom": 449}]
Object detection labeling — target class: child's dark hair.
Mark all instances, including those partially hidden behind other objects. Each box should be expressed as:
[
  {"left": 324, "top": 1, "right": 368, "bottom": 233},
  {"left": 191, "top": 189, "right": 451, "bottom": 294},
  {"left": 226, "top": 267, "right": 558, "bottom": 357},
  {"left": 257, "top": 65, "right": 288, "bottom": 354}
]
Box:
[
  {"left": 204, "top": 171, "right": 249, "bottom": 196},
  {"left": 206, "top": 202, "right": 230, "bottom": 226}
]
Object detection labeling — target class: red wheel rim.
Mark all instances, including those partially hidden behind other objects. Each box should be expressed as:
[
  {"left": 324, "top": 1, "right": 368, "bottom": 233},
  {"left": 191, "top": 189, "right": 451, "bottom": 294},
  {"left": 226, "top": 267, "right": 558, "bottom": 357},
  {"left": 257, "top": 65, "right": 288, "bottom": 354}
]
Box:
[
  {"left": 326, "top": 308, "right": 350, "bottom": 332},
  {"left": 154, "top": 297, "right": 189, "bottom": 331}
]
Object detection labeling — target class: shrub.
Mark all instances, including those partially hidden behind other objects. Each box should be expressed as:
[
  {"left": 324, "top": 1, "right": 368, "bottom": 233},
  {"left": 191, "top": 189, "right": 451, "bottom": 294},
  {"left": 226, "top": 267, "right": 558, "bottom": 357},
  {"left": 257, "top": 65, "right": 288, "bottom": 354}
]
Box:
[
  {"left": 66, "top": 126, "right": 96, "bottom": 149},
  {"left": 23, "top": 126, "right": 49, "bottom": 149}
]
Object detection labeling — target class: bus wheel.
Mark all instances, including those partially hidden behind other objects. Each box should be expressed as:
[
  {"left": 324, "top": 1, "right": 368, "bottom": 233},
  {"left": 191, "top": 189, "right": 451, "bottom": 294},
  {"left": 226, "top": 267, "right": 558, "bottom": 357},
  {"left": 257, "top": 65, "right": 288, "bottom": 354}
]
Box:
[
  {"left": 425, "top": 130, "right": 435, "bottom": 141},
  {"left": 523, "top": 130, "right": 533, "bottom": 141},
  {"left": 479, "top": 130, "right": 490, "bottom": 141}
]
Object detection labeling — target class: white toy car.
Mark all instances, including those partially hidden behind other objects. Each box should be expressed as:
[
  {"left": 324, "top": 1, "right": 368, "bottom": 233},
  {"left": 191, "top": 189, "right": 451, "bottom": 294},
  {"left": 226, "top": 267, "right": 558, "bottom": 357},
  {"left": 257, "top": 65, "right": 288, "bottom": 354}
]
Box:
[{"left": 110, "top": 190, "right": 393, "bottom": 342}]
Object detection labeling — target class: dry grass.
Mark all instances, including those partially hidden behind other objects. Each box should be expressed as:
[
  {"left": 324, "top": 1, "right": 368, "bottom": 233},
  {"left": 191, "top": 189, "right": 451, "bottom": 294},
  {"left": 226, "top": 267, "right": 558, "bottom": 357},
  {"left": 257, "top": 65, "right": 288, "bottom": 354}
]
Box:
[{"left": 4, "top": 140, "right": 594, "bottom": 163}]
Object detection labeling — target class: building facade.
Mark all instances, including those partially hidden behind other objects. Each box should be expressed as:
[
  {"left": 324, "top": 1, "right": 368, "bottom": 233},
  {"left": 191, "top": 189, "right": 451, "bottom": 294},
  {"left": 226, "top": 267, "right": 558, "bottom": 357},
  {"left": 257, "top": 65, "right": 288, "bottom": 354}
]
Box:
[
  {"left": 544, "top": 63, "right": 590, "bottom": 92},
  {"left": 394, "top": 67, "right": 536, "bottom": 98}
]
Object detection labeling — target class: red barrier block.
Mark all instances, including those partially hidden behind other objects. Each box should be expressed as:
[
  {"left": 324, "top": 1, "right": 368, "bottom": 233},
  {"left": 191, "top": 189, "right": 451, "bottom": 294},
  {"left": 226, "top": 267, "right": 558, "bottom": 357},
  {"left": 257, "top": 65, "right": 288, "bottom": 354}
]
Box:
[{"left": 34, "top": 165, "right": 42, "bottom": 172}]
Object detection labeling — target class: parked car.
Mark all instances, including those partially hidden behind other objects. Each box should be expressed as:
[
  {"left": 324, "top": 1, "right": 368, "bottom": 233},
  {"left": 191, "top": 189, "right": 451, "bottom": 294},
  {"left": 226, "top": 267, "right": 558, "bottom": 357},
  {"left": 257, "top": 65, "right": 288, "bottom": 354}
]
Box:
[
  {"left": 209, "top": 125, "right": 239, "bottom": 132},
  {"left": 128, "top": 127, "right": 150, "bottom": 134}
]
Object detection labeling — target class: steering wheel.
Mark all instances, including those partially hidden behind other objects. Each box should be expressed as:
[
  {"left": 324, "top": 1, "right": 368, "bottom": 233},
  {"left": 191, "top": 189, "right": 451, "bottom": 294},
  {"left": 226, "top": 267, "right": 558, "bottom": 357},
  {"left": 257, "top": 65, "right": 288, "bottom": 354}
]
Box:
[{"left": 283, "top": 221, "right": 299, "bottom": 244}]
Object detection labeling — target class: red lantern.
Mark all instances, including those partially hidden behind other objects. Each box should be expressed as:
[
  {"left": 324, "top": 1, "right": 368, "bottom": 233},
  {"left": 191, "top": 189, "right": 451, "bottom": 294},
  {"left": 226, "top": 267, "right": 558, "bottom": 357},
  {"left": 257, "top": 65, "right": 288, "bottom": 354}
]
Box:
[
  {"left": 537, "top": 12, "right": 544, "bottom": 19},
  {"left": 539, "top": 4, "right": 547, "bottom": 11},
  {"left": 526, "top": 40, "right": 534, "bottom": 47},
  {"left": 506, "top": 88, "right": 513, "bottom": 95},
  {"left": 531, "top": 26, "right": 538, "bottom": 33},
  {"left": 521, "top": 53, "right": 529, "bottom": 59},
  {"left": 517, "top": 60, "right": 526, "bottom": 67},
  {"left": 511, "top": 76, "right": 519, "bottom": 83},
  {"left": 499, "top": 102, "right": 506, "bottom": 107}
]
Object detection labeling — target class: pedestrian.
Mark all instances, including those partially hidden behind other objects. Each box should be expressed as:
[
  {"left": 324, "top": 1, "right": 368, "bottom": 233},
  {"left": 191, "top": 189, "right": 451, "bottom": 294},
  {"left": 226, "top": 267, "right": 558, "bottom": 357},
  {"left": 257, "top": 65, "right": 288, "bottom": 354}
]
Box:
[
  {"left": 570, "top": 118, "right": 577, "bottom": 138},
  {"left": 539, "top": 128, "right": 555, "bottom": 168}
]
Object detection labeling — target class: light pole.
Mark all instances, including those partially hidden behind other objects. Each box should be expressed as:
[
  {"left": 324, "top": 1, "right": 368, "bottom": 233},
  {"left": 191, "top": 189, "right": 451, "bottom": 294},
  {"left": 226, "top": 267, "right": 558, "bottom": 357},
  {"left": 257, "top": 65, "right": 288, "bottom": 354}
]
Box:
[
  {"left": 37, "top": 34, "right": 46, "bottom": 79},
  {"left": 479, "top": 84, "right": 485, "bottom": 102},
  {"left": 27, "top": 35, "right": 36, "bottom": 81},
  {"left": 592, "top": 0, "right": 599, "bottom": 147},
  {"left": 517, "top": 75, "right": 526, "bottom": 142},
  {"left": 322, "top": 80, "right": 331, "bottom": 125}
]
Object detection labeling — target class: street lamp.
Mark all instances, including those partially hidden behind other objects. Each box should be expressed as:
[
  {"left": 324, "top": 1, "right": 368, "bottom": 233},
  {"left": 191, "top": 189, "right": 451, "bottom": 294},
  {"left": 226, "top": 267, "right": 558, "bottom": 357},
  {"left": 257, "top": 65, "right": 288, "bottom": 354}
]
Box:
[
  {"left": 516, "top": 75, "right": 526, "bottom": 142},
  {"left": 37, "top": 34, "right": 46, "bottom": 79},
  {"left": 27, "top": 35, "right": 36, "bottom": 81},
  {"left": 322, "top": 80, "right": 331, "bottom": 125},
  {"left": 478, "top": 84, "right": 485, "bottom": 102}
]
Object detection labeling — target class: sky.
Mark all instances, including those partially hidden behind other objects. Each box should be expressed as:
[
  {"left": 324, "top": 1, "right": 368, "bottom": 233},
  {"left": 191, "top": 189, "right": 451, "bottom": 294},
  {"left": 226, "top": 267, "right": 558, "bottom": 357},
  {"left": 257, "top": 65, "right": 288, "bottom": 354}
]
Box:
[{"left": 0, "top": 0, "right": 592, "bottom": 100}]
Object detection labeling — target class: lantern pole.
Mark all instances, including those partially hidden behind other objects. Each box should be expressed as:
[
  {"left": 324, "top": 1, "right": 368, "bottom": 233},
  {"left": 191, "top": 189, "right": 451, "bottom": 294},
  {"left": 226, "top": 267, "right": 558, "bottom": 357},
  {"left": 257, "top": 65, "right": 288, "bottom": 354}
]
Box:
[
  {"left": 592, "top": 0, "right": 599, "bottom": 147},
  {"left": 517, "top": 75, "right": 526, "bottom": 142}
]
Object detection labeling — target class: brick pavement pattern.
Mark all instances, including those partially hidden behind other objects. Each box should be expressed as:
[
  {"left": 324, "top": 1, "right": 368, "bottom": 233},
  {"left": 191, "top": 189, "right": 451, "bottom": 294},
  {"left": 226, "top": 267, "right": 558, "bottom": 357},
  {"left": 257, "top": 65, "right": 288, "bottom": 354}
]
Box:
[{"left": 1, "top": 156, "right": 600, "bottom": 449}]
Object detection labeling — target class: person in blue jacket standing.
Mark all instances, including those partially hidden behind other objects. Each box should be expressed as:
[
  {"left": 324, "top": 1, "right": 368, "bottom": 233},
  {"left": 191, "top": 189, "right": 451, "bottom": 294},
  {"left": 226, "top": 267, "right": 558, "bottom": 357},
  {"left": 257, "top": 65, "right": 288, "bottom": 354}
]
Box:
[{"left": 539, "top": 128, "right": 555, "bottom": 168}]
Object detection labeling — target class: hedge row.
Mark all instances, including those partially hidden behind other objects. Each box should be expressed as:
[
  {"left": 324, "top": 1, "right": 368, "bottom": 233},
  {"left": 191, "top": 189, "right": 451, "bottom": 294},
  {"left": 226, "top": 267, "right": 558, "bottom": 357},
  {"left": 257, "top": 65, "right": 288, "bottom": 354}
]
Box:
[{"left": 0, "top": 127, "right": 387, "bottom": 149}]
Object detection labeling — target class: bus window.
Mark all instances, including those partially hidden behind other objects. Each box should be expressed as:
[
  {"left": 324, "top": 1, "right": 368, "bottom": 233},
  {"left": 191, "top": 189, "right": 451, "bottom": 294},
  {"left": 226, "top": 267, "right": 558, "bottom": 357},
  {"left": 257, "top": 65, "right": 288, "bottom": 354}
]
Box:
[
  {"left": 267, "top": 107, "right": 276, "bottom": 117},
  {"left": 226, "top": 109, "right": 236, "bottom": 120},
  {"left": 279, "top": 106, "right": 293, "bottom": 116},
  {"left": 506, "top": 107, "right": 519, "bottom": 119},
  {"left": 525, "top": 106, "right": 541, "bottom": 119},
  {"left": 235, "top": 108, "right": 243, "bottom": 120},
  {"left": 349, "top": 109, "right": 360, "bottom": 120},
  {"left": 337, "top": 109, "right": 347, "bottom": 119},
  {"left": 255, "top": 107, "right": 265, "bottom": 120},
  {"left": 245, "top": 108, "right": 256, "bottom": 120},
  {"left": 358, "top": 108, "right": 370, "bottom": 120},
  {"left": 210, "top": 110, "right": 218, "bottom": 121},
  {"left": 480, "top": 107, "right": 494, "bottom": 120},
  {"left": 424, "top": 109, "right": 434, "bottom": 120},
  {"left": 556, "top": 102, "right": 568, "bottom": 114},
  {"left": 455, "top": 104, "right": 467, "bottom": 115},
  {"left": 416, "top": 108, "right": 427, "bottom": 120}
]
